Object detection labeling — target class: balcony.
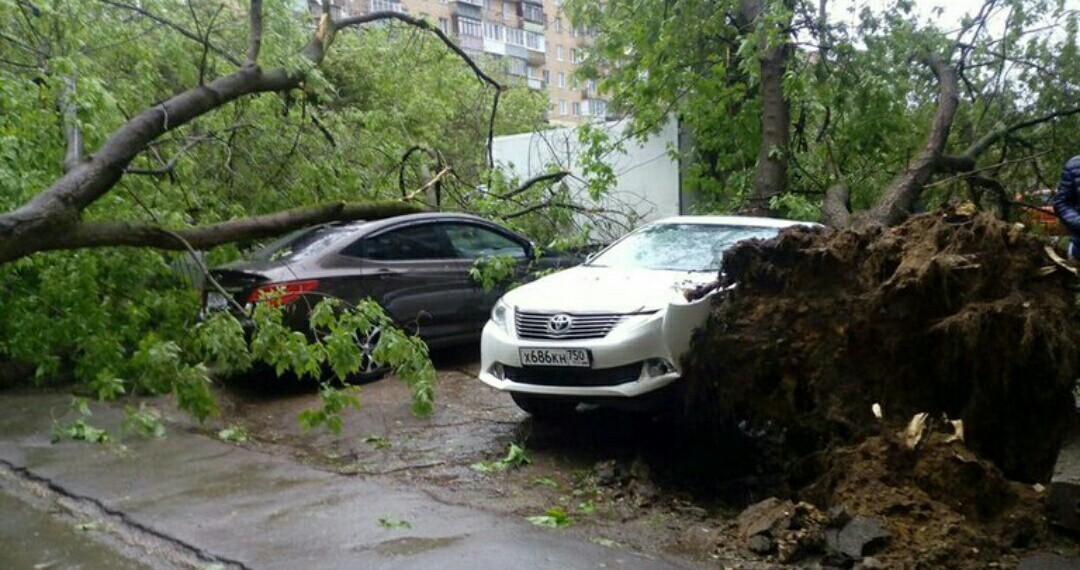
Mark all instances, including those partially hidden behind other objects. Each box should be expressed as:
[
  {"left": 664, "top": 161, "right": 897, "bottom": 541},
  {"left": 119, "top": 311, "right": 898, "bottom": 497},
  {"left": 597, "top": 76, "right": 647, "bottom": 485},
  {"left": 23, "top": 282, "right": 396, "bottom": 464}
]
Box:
[
  {"left": 450, "top": 0, "right": 482, "bottom": 18},
  {"left": 483, "top": 38, "right": 506, "bottom": 56},
  {"left": 368, "top": 0, "right": 405, "bottom": 13},
  {"left": 526, "top": 48, "right": 545, "bottom": 66},
  {"left": 459, "top": 35, "right": 484, "bottom": 51},
  {"left": 505, "top": 43, "right": 527, "bottom": 59},
  {"left": 526, "top": 77, "right": 545, "bottom": 91}
]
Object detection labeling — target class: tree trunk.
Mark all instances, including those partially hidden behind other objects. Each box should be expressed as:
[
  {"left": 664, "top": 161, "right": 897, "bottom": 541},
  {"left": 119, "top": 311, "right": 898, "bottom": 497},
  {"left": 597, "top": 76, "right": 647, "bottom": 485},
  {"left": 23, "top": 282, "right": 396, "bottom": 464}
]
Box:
[
  {"left": 741, "top": 0, "right": 793, "bottom": 214},
  {"left": 864, "top": 54, "right": 959, "bottom": 226}
]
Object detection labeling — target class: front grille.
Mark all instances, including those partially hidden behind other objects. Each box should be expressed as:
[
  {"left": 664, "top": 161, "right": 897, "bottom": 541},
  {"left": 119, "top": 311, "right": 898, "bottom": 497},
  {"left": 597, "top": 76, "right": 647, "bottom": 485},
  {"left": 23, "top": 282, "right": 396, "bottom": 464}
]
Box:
[
  {"left": 504, "top": 362, "right": 644, "bottom": 387},
  {"left": 515, "top": 311, "right": 631, "bottom": 340}
]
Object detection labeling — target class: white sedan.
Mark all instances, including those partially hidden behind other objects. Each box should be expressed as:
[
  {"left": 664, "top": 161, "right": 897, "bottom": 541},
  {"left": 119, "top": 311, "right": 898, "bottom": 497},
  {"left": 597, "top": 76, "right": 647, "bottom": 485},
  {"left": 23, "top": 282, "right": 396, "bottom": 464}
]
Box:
[{"left": 478, "top": 215, "right": 818, "bottom": 418}]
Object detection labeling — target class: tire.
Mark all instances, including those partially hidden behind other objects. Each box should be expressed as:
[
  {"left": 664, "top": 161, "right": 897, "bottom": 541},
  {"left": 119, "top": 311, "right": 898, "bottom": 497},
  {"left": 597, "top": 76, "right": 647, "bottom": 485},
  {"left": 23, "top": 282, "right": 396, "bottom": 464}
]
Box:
[
  {"left": 344, "top": 325, "right": 389, "bottom": 384},
  {"left": 511, "top": 393, "right": 579, "bottom": 419}
]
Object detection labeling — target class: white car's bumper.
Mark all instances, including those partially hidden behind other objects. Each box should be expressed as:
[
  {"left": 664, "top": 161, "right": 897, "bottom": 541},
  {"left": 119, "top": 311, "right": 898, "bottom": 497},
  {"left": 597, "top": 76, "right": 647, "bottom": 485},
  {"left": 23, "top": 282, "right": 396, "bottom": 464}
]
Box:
[{"left": 478, "top": 308, "right": 690, "bottom": 398}]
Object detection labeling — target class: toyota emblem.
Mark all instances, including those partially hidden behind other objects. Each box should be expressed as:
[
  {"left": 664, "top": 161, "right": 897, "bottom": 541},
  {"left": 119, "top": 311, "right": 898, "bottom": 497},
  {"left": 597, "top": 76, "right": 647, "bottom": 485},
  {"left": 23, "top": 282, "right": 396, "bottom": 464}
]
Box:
[{"left": 547, "top": 314, "right": 573, "bottom": 334}]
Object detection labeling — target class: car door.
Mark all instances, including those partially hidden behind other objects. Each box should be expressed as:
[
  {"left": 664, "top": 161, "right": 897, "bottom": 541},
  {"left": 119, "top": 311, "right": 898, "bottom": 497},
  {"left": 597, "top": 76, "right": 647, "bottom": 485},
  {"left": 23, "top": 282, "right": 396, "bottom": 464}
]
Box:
[
  {"left": 334, "top": 222, "right": 473, "bottom": 341},
  {"left": 442, "top": 222, "right": 530, "bottom": 332}
]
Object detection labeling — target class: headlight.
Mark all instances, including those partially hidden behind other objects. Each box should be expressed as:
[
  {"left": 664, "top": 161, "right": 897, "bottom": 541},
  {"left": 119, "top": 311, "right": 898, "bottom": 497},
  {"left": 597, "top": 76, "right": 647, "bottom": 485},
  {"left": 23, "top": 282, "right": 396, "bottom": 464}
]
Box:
[{"left": 490, "top": 299, "right": 511, "bottom": 333}]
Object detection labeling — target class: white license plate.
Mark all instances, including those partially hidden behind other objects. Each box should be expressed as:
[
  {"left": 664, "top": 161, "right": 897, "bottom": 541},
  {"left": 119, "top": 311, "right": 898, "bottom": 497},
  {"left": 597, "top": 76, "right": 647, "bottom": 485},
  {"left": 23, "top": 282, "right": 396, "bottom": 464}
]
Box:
[
  {"left": 519, "top": 348, "right": 591, "bottom": 368},
  {"left": 205, "top": 292, "right": 230, "bottom": 311}
]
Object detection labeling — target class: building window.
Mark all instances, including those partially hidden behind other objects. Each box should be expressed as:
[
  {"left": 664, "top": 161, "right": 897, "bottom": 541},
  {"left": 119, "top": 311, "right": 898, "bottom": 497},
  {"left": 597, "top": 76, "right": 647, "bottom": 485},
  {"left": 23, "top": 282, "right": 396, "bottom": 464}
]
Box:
[
  {"left": 557, "top": 72, "right": 565, "bottom": 88},
  {"left": 589, "top": 99, "right": 607, "bottom": 117},
  {"left": 556, "top": 45, "right": 563, "bottom": 61},
  {"left": 522, "top": 2, "right": 544, "bottom": 23},
  {"left": 525, "top": 31, "right": 544, "bottom": 51},
  {"left": 554, "top": 18, "right": 562, "bottom": 33},
  {"left": 586, "top": 79, "right": 596, "bottom": 93},
  {"left": 506, "top": 57, "right": 526, "bottom": 76},
  {"left": 505, "top": 27, "right": 524, "bottom": 46},
  {"left": 572, "top": 102, "right": 581, "bottom": 116},
  {"left": 572, "top": 48, "right": 584, "bottom": 63},
  {"left": 439, "top": 17, "right": 449, "bottom": 34},
  {"left": 559, "top": 100, "right": 567, "bottom": 115},
  {"left": 503, "top": 1, "right": 513, "bottom": 16},
  {"left": 457, "top": 17, "right": 482, "bottom": 37},
  {"left": 483, "top": 22, "right": 503, "bottom": 40},
  {"left": 542, "top": 69, "right": 550, "bottom": 83}
]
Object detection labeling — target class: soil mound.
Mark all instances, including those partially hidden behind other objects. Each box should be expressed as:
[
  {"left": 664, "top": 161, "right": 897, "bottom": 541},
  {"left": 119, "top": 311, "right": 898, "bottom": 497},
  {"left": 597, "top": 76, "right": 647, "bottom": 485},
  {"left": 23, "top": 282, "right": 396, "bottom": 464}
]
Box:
[
  {"left": 682, "top": 213, "right": 1079, "bottom": 482},
  {"left": 802, "top": 434, "right": 1047, "bottom": 568}
]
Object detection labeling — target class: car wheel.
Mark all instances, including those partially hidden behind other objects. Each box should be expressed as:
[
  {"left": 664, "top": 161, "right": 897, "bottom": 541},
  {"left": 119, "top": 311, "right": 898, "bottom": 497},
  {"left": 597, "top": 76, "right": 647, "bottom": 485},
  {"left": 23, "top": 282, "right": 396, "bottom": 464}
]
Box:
[
  {"left": 346, "top": 325, "right": 389, "bottom": 383},
  {"left": 510, "top": 393, "right": 578, "bottom": 419}
]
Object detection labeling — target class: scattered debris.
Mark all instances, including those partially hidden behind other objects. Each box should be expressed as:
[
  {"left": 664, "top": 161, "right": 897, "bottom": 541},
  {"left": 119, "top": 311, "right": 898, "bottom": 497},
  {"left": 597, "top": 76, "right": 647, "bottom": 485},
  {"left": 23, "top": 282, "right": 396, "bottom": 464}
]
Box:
[
  {"left": 527, "top": 507, "right": 571, "bottom": 529},
  {"left": 825, "top": 515, "right": 891, "bottom": 559},
  {"left": 377, "top": 517, "right": 412, "bottom": 530},
  {"left": 363, "top": 435, "right": 391, "bottom": 450},
  {"left": 1048, "top": 432, "right": 1080, "bottom": 532},
  {"left": 736, "top": 498, "right": 826, "bottom": 563},
  {"left": 904, "top": 412, "right": 930, "bottom": 449},
  {"left": 217, "top": 425, "right": 248, "bottom": 443},
  {"left": 471, "top": 442, "right": 530, "bottom": 473}
]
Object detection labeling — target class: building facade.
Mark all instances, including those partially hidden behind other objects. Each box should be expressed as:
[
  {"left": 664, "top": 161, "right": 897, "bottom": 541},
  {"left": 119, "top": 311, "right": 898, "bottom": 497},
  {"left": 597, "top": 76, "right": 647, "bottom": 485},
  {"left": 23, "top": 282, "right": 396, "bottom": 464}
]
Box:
[{"left": 321, "top": 0, "right": 605, "bottom": 125}]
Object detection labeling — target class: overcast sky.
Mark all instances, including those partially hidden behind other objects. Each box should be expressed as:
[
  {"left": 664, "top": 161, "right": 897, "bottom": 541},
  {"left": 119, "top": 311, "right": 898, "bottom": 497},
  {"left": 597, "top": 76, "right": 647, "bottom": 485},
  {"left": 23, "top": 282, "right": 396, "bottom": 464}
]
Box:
[{"left": 828, "top": 0, "right": 1076, "bottom": 42}]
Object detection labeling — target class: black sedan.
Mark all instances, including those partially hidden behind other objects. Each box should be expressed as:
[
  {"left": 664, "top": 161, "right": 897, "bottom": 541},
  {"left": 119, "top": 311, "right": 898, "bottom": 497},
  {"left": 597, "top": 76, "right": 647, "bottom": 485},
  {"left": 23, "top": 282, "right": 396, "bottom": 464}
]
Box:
[{"left": 203, "top": 212, "right": 575, "bottom": 353}]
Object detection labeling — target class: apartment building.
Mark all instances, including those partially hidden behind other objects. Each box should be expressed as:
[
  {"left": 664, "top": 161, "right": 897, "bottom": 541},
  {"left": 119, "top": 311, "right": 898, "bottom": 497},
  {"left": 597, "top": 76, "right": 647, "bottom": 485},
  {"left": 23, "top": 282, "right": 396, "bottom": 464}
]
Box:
[{"left": 317, "top": 0, "right": 606, "bottom": 124}]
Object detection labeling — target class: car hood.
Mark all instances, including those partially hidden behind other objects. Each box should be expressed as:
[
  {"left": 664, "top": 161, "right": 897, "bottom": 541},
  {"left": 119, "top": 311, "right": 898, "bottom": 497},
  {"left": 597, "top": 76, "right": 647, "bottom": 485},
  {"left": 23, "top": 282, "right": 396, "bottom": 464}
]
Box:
[{"left": 503, "top": 265, "right": 716, "bottom": 314}]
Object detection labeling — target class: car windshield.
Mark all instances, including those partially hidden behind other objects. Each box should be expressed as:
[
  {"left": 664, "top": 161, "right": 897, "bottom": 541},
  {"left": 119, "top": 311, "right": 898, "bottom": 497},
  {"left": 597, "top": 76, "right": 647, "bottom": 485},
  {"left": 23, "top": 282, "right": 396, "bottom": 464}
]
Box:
[
  {"left": 586, "top": 223, "right": 782, "bottom": 272},
  {"left": 251, "top": 224, "right": 361, "bottom": 262}
]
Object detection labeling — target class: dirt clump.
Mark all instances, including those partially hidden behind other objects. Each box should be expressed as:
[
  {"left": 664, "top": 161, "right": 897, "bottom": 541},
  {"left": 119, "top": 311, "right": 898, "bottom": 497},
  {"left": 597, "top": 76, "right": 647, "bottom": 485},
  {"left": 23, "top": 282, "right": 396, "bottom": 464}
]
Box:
[
  {"left": 681, "top": 213, "right": 1080, "bottom": 566},
  {"left": 803, "top": 433, "right": 1050, "bottom": 568},
  {"left": 683, "top": 213, "right": 1079, "bottom": 483}
]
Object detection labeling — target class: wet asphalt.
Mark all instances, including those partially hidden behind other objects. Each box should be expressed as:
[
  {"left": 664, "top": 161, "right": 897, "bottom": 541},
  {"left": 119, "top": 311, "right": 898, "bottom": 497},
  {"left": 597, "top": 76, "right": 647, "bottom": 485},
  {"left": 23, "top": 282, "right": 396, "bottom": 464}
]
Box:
[{"left": 0, "top": 385, "right": 692, "bottom": 569}]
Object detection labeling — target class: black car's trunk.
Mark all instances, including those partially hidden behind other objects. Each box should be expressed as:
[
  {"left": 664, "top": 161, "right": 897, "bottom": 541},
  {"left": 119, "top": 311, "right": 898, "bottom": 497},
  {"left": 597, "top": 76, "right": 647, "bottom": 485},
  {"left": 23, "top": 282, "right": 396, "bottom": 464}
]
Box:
[{"left": 205, "top": 268, "right": 271, "bottom": 308}]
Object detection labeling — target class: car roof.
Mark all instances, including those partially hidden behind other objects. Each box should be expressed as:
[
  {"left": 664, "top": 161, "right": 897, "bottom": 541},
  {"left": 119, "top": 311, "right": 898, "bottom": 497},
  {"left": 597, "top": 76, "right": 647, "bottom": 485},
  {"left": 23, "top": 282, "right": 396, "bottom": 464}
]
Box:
[
  {"left": 648, "top": 215, "right": 823, "bottom": 229},
  {"left": 355, "top": 211, "right": 498, "bottom": 233}
]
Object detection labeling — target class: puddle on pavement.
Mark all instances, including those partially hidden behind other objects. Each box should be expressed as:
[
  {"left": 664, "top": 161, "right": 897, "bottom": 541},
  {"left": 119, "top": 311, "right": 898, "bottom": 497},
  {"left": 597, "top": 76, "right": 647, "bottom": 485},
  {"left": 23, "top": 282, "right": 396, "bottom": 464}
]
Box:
[
  {"left": 371, "top": 535, "right": 466, "bottom": 556},
  {"left": 0, "top": 490, "right": 150, "bottom": 570}
]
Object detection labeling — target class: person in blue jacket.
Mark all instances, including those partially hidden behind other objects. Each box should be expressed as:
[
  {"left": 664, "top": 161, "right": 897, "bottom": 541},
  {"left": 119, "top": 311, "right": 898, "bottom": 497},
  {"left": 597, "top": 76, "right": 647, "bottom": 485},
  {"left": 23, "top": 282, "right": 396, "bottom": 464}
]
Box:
[{"left": 1052, "top": 156, "right": 1080, "bottom": 259}]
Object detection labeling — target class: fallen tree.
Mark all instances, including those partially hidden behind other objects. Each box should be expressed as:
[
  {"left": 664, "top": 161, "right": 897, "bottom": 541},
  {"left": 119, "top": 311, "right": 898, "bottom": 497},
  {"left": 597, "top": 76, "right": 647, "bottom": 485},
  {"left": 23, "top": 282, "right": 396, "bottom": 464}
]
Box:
[{"left": 0, "top": 1, "right": 502, "bottom": 265}]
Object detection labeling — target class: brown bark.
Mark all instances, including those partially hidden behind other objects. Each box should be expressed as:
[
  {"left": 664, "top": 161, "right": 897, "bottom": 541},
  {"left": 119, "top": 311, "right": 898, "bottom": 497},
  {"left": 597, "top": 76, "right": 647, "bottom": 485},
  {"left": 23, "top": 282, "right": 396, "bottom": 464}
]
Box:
[
  {"left": 29, "top": 201, "right": 422, "bottom": 255},
  {"left": 821, "top": 183, "right": 851, "bottom": 227},
  {"left": 863, "top": 54, "right": 959, "bottom": 227},
  {"left": 741, "top": 0, "right": 793, "bottom": 213}
]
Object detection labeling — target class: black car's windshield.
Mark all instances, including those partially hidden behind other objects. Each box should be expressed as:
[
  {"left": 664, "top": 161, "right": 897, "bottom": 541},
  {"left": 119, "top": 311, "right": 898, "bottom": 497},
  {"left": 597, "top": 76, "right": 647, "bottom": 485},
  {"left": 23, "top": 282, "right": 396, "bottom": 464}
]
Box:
[
  {"left": 251, "top": 224, "right": 361, "bottom": 262},
  {"left": 587, "top": 223, "right": 782, "bottom": 272}
]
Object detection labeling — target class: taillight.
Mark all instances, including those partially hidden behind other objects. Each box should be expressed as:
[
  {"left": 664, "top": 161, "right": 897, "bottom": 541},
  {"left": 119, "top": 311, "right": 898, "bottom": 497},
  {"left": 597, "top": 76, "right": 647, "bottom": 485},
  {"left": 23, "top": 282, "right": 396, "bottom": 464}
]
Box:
[{"left": 246, "top": 280, "right": 319, "bottom": 307}]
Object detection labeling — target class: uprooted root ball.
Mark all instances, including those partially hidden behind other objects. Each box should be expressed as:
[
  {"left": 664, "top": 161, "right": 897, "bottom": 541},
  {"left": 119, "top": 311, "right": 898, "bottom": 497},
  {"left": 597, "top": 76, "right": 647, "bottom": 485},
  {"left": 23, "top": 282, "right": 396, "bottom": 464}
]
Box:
[{"left": 682, "top": 213, "right": 1079, "bottom": 483}]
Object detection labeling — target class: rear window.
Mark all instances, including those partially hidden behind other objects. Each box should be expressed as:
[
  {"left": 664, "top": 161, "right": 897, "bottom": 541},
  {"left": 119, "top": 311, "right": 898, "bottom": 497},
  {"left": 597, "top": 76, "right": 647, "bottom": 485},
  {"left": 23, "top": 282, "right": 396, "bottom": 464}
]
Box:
[{"left": 251, "top": 225, "right": 360, "bottom": 262}]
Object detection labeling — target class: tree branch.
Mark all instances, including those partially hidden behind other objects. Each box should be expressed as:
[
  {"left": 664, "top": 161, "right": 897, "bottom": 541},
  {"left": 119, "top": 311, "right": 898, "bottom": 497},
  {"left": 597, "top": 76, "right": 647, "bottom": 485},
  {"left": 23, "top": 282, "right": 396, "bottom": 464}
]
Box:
[
  {"left": 57, "top": 76, "right": 83, "bottom": 174},
  {"left": 865, "top": 53, "right": 959, "bottom": 227},
  {"left": 247, "top": 0, "right": 263, "bottom": 65},
  {"left": 0, "top": 8, "right": 499, "bottom": 265},
  {"left": 98, "top": 0, "right": 243, "bottom": 67},
  {"left": 962, "top": 106, "right": 1080, "bottom": 161},
  {"left": 497, "top": 171, "right": 571, "bottom": 200},
  {"left": 124, "top": 137, "right": 205, "bottom": 177},
  {"left": 33, "top": 201, "right": 424, "bottom": 255},
  {"left": 334, "top": 12, "right": 501, "bottom": 90}
]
